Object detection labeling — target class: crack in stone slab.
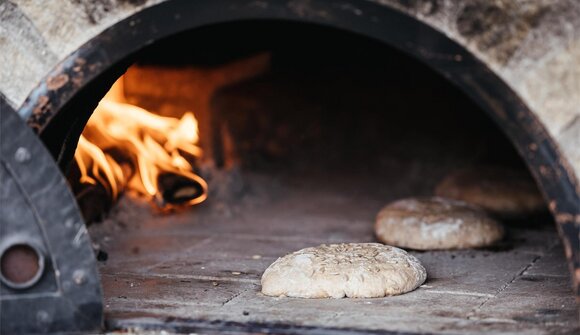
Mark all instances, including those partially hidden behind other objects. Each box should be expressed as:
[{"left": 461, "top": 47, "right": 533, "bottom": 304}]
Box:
[
  {"left": 467, "top": 254, "right": 542, "bottom": 318},
  {"left": 221, "top": 289, "right": 247, "bottom": 307}
]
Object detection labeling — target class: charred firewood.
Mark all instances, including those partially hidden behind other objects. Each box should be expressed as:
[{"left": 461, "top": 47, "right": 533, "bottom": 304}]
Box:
[
  {"left": 68, "top": 160, "right": 114, "bottom": 224},
  {"left": 103, "top": 147, "right": 137, "bottom": 181},
  {"left": 157, "top": 172, "right": 206, "bottom": 207},
  {"left": 74, "top": 181, "right": 113, "bottom": 224}
]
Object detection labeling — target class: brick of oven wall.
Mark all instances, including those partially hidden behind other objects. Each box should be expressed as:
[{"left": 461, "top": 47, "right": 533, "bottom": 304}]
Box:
[
  {"left": 0, "top": 0, "right": 578, "bottom": 186},
  {"left": 0, "top": 0, "right": 162, "bottom": 107}
]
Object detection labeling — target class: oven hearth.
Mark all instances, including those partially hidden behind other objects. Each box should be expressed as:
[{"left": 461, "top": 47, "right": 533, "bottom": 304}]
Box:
[{"left": 95, "top": 168, "right": 574, "bottom": 334}]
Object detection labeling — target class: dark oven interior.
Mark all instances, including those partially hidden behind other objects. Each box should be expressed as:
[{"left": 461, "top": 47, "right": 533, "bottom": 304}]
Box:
[{"left": 32, "top": 21, "right": 580, "bottom": 334}]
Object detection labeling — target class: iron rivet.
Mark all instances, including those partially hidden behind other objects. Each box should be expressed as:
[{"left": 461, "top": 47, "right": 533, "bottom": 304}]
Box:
[
  {"left": 14, "top": 147, "right": 31, "bottom": 163},
  {"left": 36, "top": 310, "right": 50, "bottom": 324},
  {"left": 64, "top": 219, "right": 74, "bottom": 228},
  {"left": 73, "top": 269, "right": 86, "bottom": 285}
]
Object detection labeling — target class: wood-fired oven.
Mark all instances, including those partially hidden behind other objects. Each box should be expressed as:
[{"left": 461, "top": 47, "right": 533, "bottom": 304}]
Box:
[{"left": 1, "top": 1, "right": 579, "bottom": 334}]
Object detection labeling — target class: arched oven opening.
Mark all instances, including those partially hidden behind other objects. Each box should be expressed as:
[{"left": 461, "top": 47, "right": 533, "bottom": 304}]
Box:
[
  {"left": 40, "top": 20, "right": 579, "bottom": 333},
  {"left": 2, "top": 1, "right": 579, "bottom": 334}
]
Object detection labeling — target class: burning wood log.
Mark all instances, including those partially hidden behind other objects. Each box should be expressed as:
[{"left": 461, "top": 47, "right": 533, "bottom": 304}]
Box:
[
  {"left": 71, "top": 157, "right": 207, "bottom": 220},
  {"left": 74, "top": 181, "right": 113, "bottom": 224},
  {"left": 68, "top": 161, "right": 113, "bottom": 224},
  {"left": 103, "top": 147, "right": 136, "bottom": 181},
  {"left": 70, "top": 77, "right": 209, "bottom": 215},
  {"left": 156, "top": 172, "right": 207, "bottom": 209}
]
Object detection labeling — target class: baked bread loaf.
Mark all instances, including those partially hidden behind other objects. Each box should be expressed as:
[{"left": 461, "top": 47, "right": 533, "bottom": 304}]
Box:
[
  {"left": 261, "top": 243, "right": 426, "bottom": 298},
  {"left": 375, "top": 197, "right": 504, "bottom": 250},
  {"left": 435, "top": 166, "right": 545, "bottom": 216}
]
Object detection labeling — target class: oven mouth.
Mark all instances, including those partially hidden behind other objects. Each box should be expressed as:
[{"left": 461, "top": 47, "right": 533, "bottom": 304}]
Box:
[
  {"left": 52, "top": 20, "right": 540, "bottom": 223},
  {"left": 35, "top": 19, "right": 576, "bottom": 334}
]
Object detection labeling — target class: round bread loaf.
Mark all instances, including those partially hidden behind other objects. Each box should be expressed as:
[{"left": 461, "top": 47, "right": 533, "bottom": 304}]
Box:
[
  {"left": 375, "top": 197, "right": 504, "bottom": 250},
  {"left": 434, "top": 166, "right": 545, "bottom": 216},
  {"left": 261, "top": 243, "right": 426, "bottom": 298}
]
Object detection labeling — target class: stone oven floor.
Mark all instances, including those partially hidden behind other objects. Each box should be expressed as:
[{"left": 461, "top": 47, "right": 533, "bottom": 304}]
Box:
[{"left": 91, "top": 170, "right": 579, "bottom": 335}]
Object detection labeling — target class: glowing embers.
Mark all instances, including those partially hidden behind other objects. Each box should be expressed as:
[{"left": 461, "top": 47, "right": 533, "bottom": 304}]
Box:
[{"left": 73, "top": 78, "right": 207, "bottom": 212}]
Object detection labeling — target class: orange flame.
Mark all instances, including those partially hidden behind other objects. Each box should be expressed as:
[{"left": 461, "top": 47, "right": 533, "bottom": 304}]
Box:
[{"left": 74, "top": 77, "right": 208, "bottom": 209}]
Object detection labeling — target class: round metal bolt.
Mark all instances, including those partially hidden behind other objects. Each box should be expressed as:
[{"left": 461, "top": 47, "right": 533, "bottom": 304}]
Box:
[
  {"left": 0, "top": 243, "right": 45, "bottom": 289},
  {"left": 14, "top": 147, "right": 31, "bottom": 163},
  {"left": 36, "top": 310, "right": 50, "bottom": 324},
  {"left": 64, "top": 219, "right": 74, "bottom": 229},
  {"left": 73, "top": 269, "right": 87, "bottom": 285}
]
